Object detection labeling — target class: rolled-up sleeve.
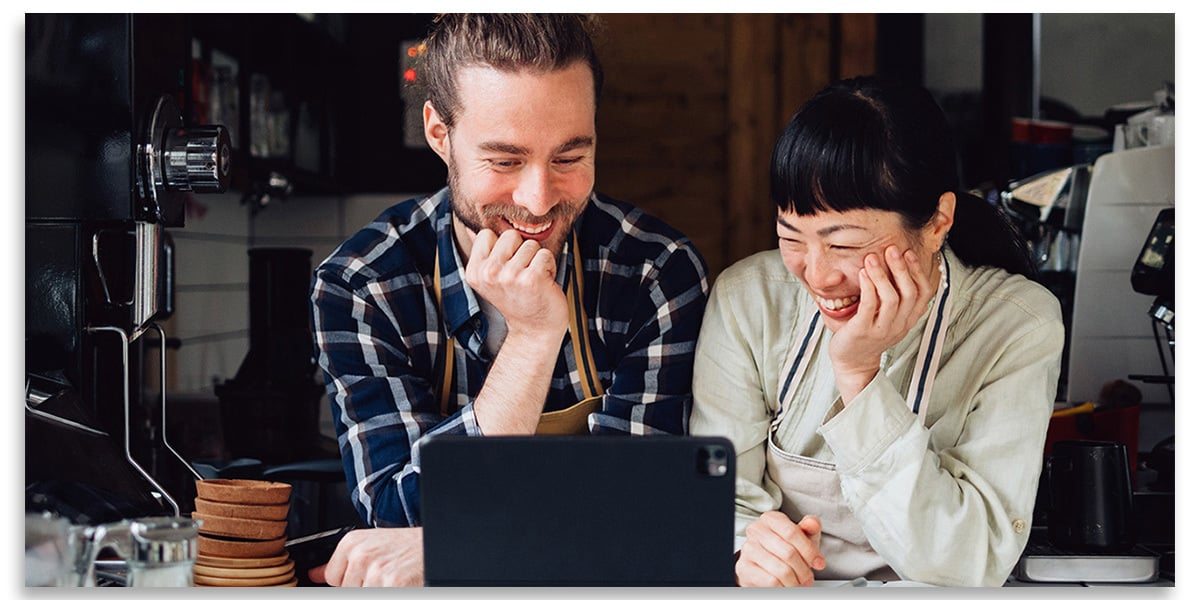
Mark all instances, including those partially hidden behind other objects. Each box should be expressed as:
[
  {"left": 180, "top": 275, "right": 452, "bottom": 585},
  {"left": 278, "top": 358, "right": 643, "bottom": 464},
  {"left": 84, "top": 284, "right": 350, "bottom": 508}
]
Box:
[{"left": 818, "top": 320, "right": 1064, "bottom": 586}]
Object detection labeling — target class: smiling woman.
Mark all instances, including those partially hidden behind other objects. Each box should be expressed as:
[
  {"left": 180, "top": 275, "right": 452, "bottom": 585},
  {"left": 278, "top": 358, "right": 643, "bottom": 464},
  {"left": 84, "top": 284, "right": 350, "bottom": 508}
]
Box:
[{"left": 690, "top": 76, "right": 1065, "bottom": 587}]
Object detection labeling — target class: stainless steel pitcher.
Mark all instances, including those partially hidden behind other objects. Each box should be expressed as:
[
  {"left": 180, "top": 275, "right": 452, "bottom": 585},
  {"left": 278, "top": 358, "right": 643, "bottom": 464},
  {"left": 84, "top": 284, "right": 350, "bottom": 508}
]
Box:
[{"left": 27, "top": 514, "right": 201, "bottom": 587}]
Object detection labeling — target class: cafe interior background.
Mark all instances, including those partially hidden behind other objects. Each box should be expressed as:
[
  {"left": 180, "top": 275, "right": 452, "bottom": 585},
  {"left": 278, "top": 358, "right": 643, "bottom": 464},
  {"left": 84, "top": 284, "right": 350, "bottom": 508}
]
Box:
[{"left": 25, "top": 12, "right": 1176, "bottom": 585}]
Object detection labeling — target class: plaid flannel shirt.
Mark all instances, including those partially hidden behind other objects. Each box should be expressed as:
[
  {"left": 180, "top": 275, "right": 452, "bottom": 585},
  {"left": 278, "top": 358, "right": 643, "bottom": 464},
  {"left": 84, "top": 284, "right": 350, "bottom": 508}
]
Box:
[{"left": 310, "top": 188, "right": 710, "bottom": 526}]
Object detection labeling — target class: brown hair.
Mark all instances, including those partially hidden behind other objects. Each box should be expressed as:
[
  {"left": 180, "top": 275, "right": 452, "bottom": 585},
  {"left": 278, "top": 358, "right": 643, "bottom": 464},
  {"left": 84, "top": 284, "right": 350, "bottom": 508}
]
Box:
[{"left": 419, "top": 13, "right": 605, "bottom": 127}]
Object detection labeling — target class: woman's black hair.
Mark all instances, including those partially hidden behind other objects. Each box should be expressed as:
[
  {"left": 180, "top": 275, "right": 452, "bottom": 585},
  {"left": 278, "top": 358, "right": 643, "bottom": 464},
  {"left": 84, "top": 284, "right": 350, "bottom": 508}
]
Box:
[{"left": 770, "top": 76, "right": 1035, "bottom": 278}]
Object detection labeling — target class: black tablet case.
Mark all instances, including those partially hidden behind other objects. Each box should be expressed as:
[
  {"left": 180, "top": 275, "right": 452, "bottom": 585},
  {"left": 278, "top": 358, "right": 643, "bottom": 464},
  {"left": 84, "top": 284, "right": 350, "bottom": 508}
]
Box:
[{"left": 421, "top": 436, "right": 736, "bottom": 586}]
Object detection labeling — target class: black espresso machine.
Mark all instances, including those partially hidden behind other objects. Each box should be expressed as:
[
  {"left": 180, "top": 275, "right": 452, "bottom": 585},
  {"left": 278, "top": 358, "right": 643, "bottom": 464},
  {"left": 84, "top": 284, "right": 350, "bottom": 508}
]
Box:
[{"left": 26, "top": 14, "right": 232, "bottom": 524}]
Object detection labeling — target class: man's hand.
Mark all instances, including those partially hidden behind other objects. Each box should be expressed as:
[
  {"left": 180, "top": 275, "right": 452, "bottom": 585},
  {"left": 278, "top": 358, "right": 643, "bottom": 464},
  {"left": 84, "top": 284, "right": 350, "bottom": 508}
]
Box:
[
  {"left": 828, "top": 246, "right": 938, "bottom": 402},
  {"left": 462, "top": 229, "right": 569, "bottom": 340},
  {"left": 308, "top": 527, "right": 424, "bottom": 587},
  {"left": 460, "top": 228, "right": 572, "bottom": 435},
  {"left": 736, "top": 512, "right": 825, "bottom": 587}
]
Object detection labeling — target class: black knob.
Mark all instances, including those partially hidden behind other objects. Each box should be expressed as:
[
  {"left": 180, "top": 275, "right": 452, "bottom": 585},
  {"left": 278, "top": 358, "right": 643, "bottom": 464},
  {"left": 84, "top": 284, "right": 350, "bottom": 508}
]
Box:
[{"left": 163, "top": 126, "right": 232, "bottom": 193}]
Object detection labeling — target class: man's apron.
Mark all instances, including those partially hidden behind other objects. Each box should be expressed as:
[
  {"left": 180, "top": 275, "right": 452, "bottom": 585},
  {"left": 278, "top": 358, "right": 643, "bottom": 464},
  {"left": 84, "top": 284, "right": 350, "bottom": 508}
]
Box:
[
  {"left": 433, "top": 232, "right": 604, "bottom": 435},
  {"left": 765, "top": 252, "right": 952, "bottom": 580}
]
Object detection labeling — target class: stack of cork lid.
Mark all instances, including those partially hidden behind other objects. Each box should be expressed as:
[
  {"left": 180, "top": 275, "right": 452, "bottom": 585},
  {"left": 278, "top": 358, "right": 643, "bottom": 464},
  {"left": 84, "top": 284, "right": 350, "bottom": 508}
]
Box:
[{"left": 192, "top": 479, "right": 296, "bottom": 587}]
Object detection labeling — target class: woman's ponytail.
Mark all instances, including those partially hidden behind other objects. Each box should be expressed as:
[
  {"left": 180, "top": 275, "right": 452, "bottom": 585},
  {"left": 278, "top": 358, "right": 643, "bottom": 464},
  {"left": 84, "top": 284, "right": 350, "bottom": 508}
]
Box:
[{"left": 947, "top": 191, "right": 1036, "bottom": 278}]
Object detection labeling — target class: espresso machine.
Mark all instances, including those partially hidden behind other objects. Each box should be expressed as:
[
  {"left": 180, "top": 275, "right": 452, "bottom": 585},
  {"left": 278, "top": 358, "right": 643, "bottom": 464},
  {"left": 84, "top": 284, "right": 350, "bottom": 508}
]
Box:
[{"left": 26, "top": 14, "right": 232, "bottom": 529}]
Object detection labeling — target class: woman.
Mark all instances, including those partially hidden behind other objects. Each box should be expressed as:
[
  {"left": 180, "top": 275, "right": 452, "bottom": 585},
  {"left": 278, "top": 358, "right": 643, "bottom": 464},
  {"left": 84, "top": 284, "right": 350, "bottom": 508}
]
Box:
[{"left": 689, "top": 76, "right": 1064, "bottom": 587}]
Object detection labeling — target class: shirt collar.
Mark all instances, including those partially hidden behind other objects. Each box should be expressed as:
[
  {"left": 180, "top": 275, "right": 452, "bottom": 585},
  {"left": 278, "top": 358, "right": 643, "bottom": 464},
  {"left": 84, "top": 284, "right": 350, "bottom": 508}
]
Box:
[{"left": 879, "top": 244, "right": 966, "bottom": 362}]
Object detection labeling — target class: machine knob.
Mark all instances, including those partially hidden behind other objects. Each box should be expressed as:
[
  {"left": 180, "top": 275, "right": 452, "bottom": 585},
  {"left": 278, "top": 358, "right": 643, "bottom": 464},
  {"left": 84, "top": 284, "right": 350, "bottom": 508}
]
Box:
[{"left": 162, "top": 126, "right": 232, "bottom": 193}]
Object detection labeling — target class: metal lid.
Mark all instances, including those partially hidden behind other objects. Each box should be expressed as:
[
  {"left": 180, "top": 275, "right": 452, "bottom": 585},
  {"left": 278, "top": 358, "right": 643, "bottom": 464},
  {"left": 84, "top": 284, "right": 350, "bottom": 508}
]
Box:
[{"left": 127, "top": 517, "right": 199, "bottom": 565}]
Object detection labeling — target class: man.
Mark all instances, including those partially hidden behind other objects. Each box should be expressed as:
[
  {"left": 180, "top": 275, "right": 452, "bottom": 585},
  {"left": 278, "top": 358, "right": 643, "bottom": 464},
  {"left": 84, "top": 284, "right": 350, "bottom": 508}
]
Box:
[{"left": 308, "top": 14, "right": 709, "bottom": 586}]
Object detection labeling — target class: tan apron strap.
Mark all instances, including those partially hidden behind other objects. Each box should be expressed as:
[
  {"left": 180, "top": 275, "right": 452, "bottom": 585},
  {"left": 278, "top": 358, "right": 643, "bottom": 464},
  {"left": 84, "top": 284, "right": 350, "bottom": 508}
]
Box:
[
  {"left": 433, "top": 232, "right": 605, "bottom": 420},
  {"left": 569, "top": 235, "right": 604, "bottom": 399},
  {"left": 433, "top": 248, "right": 453, "bottom": 417}
]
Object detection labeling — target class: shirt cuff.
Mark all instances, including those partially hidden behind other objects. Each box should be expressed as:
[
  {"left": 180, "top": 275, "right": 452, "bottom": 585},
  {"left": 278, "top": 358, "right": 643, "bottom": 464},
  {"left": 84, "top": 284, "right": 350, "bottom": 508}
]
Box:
[
  {"left": 459, "top": 401, "right": 484, "bottom": 437},
  {"left": 816, "top": 371, "right": 916, "bottom": 474},
  {"left": 410, "top": 402, "right": 486, "bottom": 471}
]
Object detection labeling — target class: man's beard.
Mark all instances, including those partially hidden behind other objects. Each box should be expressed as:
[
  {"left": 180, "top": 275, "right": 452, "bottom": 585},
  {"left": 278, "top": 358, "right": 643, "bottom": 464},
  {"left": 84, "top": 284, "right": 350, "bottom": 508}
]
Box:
[{"left": 447, "top": 159, "right": 587, "bottom": 253}]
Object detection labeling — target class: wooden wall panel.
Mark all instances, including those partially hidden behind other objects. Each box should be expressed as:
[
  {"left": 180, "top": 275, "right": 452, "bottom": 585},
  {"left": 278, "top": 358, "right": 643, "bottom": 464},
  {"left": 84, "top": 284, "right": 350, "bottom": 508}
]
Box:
[
  {"left": 596, "top": 14, "right": 730, "bottom": 274},
  {"left": 725, "top": 14, "right": 781, "bottom": 272},
  {"left": 594, "top": 14, "right": 876, "bottom": 276},
  {"left": 838, "top": 13, "right": 878, "bottom": 79},
  {"left": 779, "top": 14, "right": 833, "bottom": 126}
]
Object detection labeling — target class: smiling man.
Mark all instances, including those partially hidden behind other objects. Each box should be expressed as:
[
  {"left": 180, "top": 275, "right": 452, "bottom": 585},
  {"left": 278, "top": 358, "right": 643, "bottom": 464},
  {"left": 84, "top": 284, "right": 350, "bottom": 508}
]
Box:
[{"left": 308, "top": 14, "right": 709, "bottom": 586}]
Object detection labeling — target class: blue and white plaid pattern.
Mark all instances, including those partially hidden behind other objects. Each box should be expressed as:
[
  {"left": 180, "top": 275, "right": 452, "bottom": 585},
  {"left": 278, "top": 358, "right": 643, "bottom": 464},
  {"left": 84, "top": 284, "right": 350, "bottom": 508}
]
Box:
[{"left": 311, "top": 188, "right": 710, "bottom": 526}]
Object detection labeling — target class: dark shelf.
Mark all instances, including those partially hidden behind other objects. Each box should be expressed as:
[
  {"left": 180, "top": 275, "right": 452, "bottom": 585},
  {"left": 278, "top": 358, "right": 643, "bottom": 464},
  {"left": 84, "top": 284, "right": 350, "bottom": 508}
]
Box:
[{"left": 183, "top": 13, "right": 445, "bottom": 196}]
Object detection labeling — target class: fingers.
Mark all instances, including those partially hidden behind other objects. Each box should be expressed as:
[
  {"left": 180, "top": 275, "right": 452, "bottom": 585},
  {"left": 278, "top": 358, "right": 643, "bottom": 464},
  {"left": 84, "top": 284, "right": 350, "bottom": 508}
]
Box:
[
  {"left": 735, "top": 553, "right": 786, "bottom": 587},
  {"left": 885, "top": 246, "right": 920, "bottom": 329},
  {"left": 313, "top": 528, "right": 427, "bottom": 588},
  {"left": 529, "top": 248, "right": 558, "bottom": 279},
  {"left": 321, "top": 537, "right": 351, "bottom": 586},
  {"left": 797, "top": 515, "right": 825, "bottom": 570},
  {"left": 463, "top": 229, "right": 495, "bottom": 288},
  {"left": 738, "top": 541, "right": 802, "bottom": 586},
  {"left": 746, "top": 516, "right": 805, "bottom": 585},
  {"left": 491, "top": 228, "right": 524, "bottom": 261},
  {"left": 864, "top": 253, "right": 898, "bottom": 328},
  {"left": 743, "top": 512, "right": 824, "bottom": 585},
  {"left": 502, "top": 239, "right": 543, "bottom": 282},
  {"left": 468, "top": 228, "right": 498, "bottom": 266},
  {"left": 855, "top": 267, "right": 878, "bottom": 327},
  {"left": 337, "top": 533, "right": 367, "bottom": 587},
  {"left": 761, "top": 511, "right": 824, "bottom": 574},
  {"left": 308, "top": 564, "right": 328, "bottom": 585}
]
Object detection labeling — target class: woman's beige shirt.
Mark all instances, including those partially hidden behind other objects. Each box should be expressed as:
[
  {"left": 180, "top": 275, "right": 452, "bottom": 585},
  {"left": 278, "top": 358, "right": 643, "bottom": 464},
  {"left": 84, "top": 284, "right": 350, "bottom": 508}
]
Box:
[{"left": 690, "top": 248, "right": 1064, "bottom": 586}]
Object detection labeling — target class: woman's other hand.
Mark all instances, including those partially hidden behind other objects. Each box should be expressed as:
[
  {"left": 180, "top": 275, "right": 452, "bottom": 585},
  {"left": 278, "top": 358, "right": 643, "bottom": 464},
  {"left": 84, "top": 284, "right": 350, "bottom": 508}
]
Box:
[{"left": 736, "top": 512, "right": 825, "bottom": 587}]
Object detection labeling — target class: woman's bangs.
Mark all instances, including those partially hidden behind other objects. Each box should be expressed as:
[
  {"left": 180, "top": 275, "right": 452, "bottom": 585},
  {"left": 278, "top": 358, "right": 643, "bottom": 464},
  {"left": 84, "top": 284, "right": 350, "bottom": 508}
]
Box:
[{"left": 772, "top": 100, "right": 900, "bottom": 216}]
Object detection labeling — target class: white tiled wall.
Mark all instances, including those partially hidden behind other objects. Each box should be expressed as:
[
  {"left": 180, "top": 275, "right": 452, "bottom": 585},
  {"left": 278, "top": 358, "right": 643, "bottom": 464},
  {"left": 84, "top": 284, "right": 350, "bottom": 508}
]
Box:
[
  {"left": 169, "top": 191, "right": 423, "bottom": 439},
  {"left": 344, "top": 195, "right": 407, "bottom": 233},
  {"left": 172, "top": 238, "right": 250, "bottom": 286},
  {"left": 168, "top": 192, "right": 251, "bottom": 395}
]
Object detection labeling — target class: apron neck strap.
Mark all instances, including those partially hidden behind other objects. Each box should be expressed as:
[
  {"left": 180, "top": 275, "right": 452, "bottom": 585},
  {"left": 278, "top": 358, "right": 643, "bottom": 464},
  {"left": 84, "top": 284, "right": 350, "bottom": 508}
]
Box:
[
  {"left": 773, "top": 251, "right": 952, "bottom": 430},
  {"left": 433, "top": 231, "right": 603, "bottom": 416},
  {"left": 568, "top": 234, "right": 603, "bottom": 399},
  {"left": 904, "top": 250, "right": 953, "bottom": 425}
]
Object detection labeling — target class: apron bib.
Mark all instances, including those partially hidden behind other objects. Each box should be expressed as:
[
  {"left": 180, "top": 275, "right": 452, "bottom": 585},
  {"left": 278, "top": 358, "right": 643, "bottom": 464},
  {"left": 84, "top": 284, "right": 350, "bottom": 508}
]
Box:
[
  {"left": 765, "top": 251, "right": 952, "bottom": 580},
  {"left": 433, "top": 232, "right": 604, "bottom": 435}
]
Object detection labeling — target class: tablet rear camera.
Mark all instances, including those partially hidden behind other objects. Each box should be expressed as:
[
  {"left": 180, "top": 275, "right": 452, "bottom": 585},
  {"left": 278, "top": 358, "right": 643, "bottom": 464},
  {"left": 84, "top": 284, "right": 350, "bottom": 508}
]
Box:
[{"left": 697, "top": 445, "right": 729, "bottom": 477}]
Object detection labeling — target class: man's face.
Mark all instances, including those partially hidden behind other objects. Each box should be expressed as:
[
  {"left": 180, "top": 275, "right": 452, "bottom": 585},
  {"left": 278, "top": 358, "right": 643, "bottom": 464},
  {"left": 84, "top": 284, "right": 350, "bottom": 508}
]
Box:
[{"left": 434, "top": 61, "right": 597, "bottom": 253}]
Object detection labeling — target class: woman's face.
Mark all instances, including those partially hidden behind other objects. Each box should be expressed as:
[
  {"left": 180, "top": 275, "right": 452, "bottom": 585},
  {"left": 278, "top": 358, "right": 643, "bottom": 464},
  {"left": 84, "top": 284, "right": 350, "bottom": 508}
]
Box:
[{"left": 776, "top": 207, "right": 941, "bottom": 332}]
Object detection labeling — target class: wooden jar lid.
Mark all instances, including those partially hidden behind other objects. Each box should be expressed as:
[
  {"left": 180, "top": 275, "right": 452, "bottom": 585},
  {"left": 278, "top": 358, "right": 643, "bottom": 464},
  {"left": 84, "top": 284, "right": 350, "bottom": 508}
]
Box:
[
  {"left": 195, "top": 552, "right": 289, "bottom": 569},
  {"left": 195, "top": 497, "right": 289, "bottom": 521},
  {"left": 197, "top": 534, "right": 286, "bottom": 558},
  {"left": 195, "top": 479, "right": 292, "bottom": 505},
  {"left": 192, "top": 512, "right": 288, "bottom": 541}
]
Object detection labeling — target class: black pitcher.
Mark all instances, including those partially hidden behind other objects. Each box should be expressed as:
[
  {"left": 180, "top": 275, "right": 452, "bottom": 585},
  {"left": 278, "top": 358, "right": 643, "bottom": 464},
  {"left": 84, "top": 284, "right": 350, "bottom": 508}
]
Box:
[{"left": 1047, "top": 440, "right": 1135, "bottom": 552}]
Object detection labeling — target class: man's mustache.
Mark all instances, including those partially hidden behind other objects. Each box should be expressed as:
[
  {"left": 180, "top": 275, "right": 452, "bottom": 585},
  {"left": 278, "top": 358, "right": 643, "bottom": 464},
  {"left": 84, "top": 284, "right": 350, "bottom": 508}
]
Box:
[{"left": 479, "top": 203, "right": 574, "bottom": 225}]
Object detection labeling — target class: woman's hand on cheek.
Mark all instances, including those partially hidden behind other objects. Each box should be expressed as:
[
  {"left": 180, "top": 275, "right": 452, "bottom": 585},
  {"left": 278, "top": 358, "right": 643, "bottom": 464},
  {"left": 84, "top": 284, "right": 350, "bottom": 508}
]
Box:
[{"left": 829, "top": 246, "right": 936, "bottom": 402}]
